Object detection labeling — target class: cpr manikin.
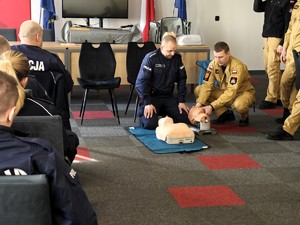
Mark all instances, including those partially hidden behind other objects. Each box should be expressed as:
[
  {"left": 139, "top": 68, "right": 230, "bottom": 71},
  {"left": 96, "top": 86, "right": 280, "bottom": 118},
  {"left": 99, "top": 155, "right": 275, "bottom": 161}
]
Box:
[
  {"left": 188, "top": 106, "right": 211, "bottom": 130},
  {"left": 155, "top": 116, "right": 195, "bottom": 144}
]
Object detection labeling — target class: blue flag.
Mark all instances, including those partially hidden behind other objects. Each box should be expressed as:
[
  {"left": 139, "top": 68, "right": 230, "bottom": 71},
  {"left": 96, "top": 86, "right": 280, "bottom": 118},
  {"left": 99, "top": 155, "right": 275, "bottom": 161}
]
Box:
[
  {"left": 40, "top": 0, "right": 56, "bottom": 39},
  {"left": 174, "top": 0, "right": 187, "bottom": 21}
]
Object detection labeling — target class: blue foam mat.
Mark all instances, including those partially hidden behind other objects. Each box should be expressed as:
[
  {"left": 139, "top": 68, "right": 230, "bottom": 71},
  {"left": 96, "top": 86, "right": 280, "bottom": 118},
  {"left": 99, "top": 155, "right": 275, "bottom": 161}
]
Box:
[{"left": 127, "top": 126, "right": 210, "bottom": 154}]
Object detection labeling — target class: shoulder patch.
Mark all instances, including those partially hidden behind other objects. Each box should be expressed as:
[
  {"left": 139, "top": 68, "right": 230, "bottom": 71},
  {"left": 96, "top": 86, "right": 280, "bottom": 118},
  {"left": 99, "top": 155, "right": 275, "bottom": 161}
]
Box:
[
  {"left": 208, "top": 65, "right": 214, "bottom": 70},
  {"left": 143, "top": 65, "right": 152, "bottom": 71},
  {"left": 230, "top": 77, "right": 238, "bottom": 85},
  {"left": 204, "top": 71, "right": 211, "bottom": 81}
]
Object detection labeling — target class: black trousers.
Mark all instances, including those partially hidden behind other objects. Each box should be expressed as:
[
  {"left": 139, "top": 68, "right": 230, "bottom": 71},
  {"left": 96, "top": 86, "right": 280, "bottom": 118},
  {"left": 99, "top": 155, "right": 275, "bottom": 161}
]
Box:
[
  {"left": 137, "top": 96, "right": 190, "bottom": 130},
  {"left": 292, "top": 49, "right": 300, "bottom": 90}
]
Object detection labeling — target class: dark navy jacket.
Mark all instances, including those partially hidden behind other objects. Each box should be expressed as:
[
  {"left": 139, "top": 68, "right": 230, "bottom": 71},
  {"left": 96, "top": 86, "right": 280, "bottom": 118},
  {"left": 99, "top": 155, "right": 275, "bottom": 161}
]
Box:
[
  {"left": 135, "top": 48, "right": 187, "bottom": 106},
  {"left": 253, "top": 0, "right": 295, "bottom": 45},
  {"left": 11, "top": 44, "right": 74, "bottom": 93},
  {"left": 0, "top": 125, "right": 98, "bottom": 225}
]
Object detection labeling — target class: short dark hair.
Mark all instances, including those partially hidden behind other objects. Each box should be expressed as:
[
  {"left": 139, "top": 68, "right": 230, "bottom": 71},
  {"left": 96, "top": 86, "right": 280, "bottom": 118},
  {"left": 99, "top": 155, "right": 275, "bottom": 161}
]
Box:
[
  {"left": 214, "top": 41, "right": 230, "bottom": 53},
  {"left": 0, "top": 71, "right": 19, "bottom": 115}
]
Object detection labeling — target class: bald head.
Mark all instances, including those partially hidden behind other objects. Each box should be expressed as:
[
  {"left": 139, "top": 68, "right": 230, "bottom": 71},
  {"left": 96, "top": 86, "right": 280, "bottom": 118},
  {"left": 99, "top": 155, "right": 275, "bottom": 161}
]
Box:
[
  {"left": 160, "top": 33, "right": 177, "bottom": 59},
  {"left": 19, "top": 20, "right": 43, "bottom": 47},
  {"left": 0, "top": 35, "right": 10, "bottom": 54}
]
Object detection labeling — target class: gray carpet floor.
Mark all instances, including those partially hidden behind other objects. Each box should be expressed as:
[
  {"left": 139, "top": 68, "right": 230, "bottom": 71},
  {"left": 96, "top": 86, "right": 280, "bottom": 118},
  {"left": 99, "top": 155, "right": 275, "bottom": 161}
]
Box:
[{"left": 69, "top": 73, "right": 300, "bottom": 225}]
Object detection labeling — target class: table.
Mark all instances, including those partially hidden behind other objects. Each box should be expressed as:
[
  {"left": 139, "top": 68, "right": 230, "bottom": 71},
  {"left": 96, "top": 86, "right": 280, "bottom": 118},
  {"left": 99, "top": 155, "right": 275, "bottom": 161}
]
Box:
[{"left": 12, "top": 42, "right": 210, "bottom": 85}]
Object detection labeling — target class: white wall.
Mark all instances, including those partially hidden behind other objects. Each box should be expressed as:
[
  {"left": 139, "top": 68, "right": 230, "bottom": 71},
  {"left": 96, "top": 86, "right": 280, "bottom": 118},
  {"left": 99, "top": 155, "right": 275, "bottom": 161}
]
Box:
[{"left": 31, "top": 0, "right": 265, "bottom": 70}]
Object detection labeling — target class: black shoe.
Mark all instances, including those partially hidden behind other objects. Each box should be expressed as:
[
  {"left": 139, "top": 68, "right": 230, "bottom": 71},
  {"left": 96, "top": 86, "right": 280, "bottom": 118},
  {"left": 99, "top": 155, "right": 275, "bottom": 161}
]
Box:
[
  {"left": 275, "top": 107, "right": 290, "bottom": 124},
  {"left": 276, "top": 100, "right": 282, "bottom": 106},
  {"left": 239, "top": 117, "right": 249, "bottom": 127},
  {"left": 212, "top": 110, "right": 235, "bottom": 124},
  {"left": 258, "top": 100, "right": 276, "bottom": 109},
  {"left": 266, "top": 128, "right": 293, "bottom": 140}
]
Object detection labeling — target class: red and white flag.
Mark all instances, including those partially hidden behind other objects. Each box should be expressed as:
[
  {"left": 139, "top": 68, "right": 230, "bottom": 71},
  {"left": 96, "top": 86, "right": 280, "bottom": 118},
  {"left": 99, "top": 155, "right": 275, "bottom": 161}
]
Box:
[{"left": 140, "top": 0, "right": 155, "bottom": 42}]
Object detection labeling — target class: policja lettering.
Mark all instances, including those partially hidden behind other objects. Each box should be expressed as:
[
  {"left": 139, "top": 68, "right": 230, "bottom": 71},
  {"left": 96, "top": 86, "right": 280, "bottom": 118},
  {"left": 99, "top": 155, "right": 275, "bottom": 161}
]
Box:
[{"left": 28, "top": 60, "right": 45, "bottom": 71}]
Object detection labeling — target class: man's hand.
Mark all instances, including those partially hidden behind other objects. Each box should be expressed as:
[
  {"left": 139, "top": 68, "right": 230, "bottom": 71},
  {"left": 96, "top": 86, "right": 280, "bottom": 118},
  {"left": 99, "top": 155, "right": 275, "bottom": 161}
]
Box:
[
  {"left": 195, "top": 103, "right": 202, "bottom": 108},
  {"left": 201, "top": 105, "right": 213, "bottom": 115},
  {"left": 277, "top": 45, "right": 283, "bottom": 54},
  {"left": 144, "top": 104, "right": 156, "bottom": 118},
  {"left": 178, "top": 103, "right": 190, "bottom": 114},
  {"left": 280, "top": 47, "right": 287, "bottom": 63}
]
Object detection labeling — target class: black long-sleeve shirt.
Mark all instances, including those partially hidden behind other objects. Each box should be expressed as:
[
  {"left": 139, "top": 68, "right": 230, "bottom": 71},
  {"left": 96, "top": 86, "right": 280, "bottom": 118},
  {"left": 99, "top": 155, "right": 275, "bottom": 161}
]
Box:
[{"left": 253, "top": 0, "right": 295, "bottom": 45}]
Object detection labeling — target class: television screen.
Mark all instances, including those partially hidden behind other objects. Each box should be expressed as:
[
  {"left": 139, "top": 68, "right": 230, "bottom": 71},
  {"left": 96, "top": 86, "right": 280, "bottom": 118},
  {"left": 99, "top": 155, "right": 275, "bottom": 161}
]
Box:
[{"left": 62, "top": 0, "right": 128, "bottom": 19}]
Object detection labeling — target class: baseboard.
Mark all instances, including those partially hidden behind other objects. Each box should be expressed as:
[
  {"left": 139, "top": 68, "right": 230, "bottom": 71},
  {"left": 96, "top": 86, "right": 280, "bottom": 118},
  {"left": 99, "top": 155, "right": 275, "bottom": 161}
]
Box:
[{"left": 249, "top": 70, "right": 265, "bottom": 75}]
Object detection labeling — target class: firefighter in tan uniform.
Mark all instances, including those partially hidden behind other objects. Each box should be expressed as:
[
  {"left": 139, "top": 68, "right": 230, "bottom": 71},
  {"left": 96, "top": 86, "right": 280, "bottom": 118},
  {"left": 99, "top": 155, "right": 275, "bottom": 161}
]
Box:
[
  {"left": 266, "top": 88, "right": 300, "bottom": 140},
  {"left": 276, "top": 1, "right": 300, "bottom": 124},
  {"left": 194, "top": 42, "right": 255, "bottom": 127}
]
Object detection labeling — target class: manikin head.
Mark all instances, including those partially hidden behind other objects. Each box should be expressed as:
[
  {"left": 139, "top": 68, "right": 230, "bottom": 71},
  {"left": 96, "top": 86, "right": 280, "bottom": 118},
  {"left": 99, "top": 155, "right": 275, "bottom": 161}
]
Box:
[{"left": 188, "top": 106, "right": 210, "bottom": 125}]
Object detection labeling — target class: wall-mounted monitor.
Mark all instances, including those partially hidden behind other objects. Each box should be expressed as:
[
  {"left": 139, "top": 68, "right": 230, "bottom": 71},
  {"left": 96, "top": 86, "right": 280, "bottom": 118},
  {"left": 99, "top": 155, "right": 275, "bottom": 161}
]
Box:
[{"left": 62, "top": 0, "right": 128, "bottom": 19}]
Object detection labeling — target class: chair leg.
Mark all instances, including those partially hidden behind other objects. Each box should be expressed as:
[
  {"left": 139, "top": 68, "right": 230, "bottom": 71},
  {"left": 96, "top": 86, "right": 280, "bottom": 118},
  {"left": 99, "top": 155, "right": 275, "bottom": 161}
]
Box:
[
  {"left": 80, "top": 89, "right": 89, "bottom": 125},
  {"left": 110, "top": 89, "right": 120, "bottom": 124},
  {"left": 79, "top": 89, "right": 85, "bottom": 117},
  {"left": 108, "top": 89, "right": 116, "bottom": 116},
  {"left": 134, "top": 95, "right": 139, "bottom": 123},
  {"left": 125, "top": 85, "right": 135, "bottom": 115}
]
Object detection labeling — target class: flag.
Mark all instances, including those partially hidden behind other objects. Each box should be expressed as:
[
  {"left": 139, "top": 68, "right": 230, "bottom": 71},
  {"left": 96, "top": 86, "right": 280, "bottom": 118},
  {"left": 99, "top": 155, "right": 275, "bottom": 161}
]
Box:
[
  {"left": 174, "top": 0, "right": 187, "bottom": 21},
  {"left": 140, "top": 0, "right": 155, "bottom": 42},
  {"left": 40, "top": 0, "right": 56, "bottom": 40}
]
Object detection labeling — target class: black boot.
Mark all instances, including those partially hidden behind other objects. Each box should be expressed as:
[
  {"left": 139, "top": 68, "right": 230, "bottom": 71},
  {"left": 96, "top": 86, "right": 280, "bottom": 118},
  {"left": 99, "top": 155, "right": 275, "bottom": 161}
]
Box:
[
  {"left": 266, "top": 127, "right": 293, "bottom": 140},
  {"left": 275, "top": 108, "right": 290, "bottom": 124},
  {"left": 212, "top": 109, "right": 235, "bottom": 124}
]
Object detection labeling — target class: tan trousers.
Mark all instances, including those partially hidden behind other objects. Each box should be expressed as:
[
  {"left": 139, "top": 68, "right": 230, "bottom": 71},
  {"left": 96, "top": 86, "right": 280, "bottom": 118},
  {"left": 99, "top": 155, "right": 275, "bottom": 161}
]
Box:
[
  {"left": 283, "top": 89, "right": 300, "bottom": 135},
  {"left": 194, "top": 85, "right": 255, "bottom": 119},
  {"left": 280, "top": 49, "right": 298, "bottom": 111},
  {"left": 263, "top": 38, "right": 281, "bottom": 103}
]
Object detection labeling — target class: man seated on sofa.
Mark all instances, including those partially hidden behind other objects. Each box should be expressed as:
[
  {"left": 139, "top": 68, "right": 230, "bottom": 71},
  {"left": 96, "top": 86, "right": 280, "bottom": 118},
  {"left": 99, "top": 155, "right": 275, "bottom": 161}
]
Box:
[{"left": 0, "top": 70, "right": 98, "bottom": 225}]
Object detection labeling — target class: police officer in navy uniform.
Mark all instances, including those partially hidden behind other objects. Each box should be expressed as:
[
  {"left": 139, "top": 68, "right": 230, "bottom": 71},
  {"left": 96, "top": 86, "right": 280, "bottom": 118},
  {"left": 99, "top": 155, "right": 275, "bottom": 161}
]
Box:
[
  {"left": 0, "top": 70, "right": 98, "bottom": 225},
  {"left": 0, "top": 51, "right": 78, "bottom": 164},
  {"left": 12, "top": 20, "right": 73, "bottom": 130},
  {"left": 11, "top": 20, "right": 73, "bottom": 93},
  {"left": 135, "top": 33, "right": 190, "bottom": 130}
]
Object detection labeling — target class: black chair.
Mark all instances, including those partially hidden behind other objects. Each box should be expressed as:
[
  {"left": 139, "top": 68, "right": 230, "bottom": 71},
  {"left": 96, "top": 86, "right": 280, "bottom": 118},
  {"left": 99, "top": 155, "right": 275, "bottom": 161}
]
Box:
[
  {"left": 77, "top": 41, "right": 121, "bottom": 124},
  {"left": 0, "top": 28, "right": 17, "bottom": 41},
  {"left": 125, "top": 42, "right": 156, "bottom": 122},
  {"left": 43, "top": 29, "right": 54, "bottom": 42},
  {"left": 29, "top": 71, "right": 71, "bottom": 130},
  {"left": 0, "top": 174, "right": 52, "bottom": 225},
  {"left": 12, "top": 115, "right": 65, "bottom": 156}
]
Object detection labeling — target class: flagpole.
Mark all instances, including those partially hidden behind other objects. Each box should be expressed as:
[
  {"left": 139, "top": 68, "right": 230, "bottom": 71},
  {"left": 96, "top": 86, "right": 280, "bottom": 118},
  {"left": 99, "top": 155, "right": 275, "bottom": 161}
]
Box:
[{"left": 173, "top": 0, "right": 175, "bottom": 17}]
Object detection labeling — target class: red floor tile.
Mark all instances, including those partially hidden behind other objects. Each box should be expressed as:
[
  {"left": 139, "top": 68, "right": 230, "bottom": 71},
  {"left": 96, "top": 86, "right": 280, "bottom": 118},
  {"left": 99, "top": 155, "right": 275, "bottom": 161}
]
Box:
[
  {"left": 197, "top": 154, "right": 261, "bottom": 170},
  {"left": 212, "top": 123, "right": 257, "bottom": 133},
  {"left": 168, "top": 185, "right": 245, "bottom": 208},
  {"left": 72, "top": 111, "right": 115, "bottom": 119},
  {"left": 250, "top": 77, "right": 261, "bottom": 83},
  {"left": 74, "top": 147, "right": 92, "bottom": 161},
  {"left": 261, "top": 108, "right": 283, "bottom": 116}
]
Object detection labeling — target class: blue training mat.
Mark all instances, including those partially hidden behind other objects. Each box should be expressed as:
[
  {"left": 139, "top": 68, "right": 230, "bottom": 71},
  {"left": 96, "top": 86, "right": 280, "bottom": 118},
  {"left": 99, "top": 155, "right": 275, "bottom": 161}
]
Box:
[{"left": 127, "top": 126, "right": 210, "bottom": 154}]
